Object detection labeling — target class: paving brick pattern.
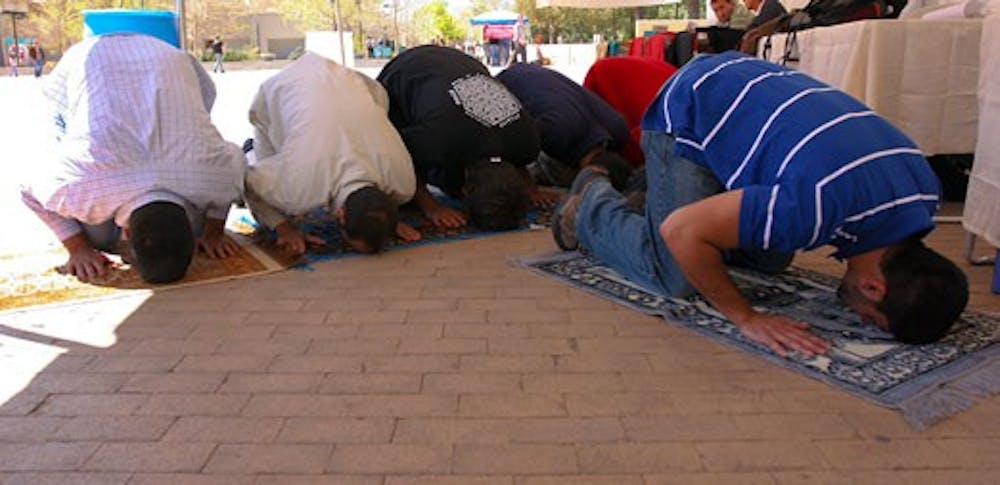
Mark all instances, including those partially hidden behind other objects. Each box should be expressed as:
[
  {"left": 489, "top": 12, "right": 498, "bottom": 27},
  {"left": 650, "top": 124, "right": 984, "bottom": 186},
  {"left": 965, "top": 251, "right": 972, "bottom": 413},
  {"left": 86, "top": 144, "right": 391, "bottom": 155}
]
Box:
[{"left": 1, "top": 227, "right": 998, "bottom": 482}]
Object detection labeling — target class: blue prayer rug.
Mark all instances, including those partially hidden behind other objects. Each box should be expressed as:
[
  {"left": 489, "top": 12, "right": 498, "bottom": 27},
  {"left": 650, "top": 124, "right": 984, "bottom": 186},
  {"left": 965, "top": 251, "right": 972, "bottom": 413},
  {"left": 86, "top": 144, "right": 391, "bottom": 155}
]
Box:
[
  {"left": 520, "top": 251, "right": 1000, "bottom": 428},
  {"left": 229, "top": 200, "right": 553, "bottom": 269}
]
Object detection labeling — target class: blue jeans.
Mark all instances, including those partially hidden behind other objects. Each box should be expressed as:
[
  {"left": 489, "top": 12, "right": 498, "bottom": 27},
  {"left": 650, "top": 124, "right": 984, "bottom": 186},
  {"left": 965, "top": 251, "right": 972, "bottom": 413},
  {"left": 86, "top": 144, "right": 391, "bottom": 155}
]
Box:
[
  {"left": 80, "top": 209, "right": 203, "bottom": 254},
  {"left": 82, "top": 220, "right": 123, "bottom": 254},
  {"left": 575, "top": 131, "right": 792, "bottom": 297}
]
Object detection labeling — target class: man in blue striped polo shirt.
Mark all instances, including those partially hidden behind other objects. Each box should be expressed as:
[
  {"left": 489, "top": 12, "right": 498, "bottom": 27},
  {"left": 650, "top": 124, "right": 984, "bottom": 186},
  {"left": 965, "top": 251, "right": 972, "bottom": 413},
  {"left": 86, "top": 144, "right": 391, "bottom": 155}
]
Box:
[{"left": 553, "top": 51, "right": 968, "bottom": 357}]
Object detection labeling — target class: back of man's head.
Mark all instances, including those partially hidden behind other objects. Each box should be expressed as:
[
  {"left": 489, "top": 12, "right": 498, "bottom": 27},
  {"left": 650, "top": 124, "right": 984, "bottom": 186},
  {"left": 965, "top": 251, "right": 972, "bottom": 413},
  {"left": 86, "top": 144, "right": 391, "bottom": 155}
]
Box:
[
  {"left": 464, "top": 158, "right": 529, "bottom": 231},
  {"left": 343, "top": 186, "right": 398, "bottom": 254},
  {"left": 127, "top": 201, "right": 194, "bottom": 284},
  {"left": 879, "top": 240, "right": 969, "bottom": 344}
]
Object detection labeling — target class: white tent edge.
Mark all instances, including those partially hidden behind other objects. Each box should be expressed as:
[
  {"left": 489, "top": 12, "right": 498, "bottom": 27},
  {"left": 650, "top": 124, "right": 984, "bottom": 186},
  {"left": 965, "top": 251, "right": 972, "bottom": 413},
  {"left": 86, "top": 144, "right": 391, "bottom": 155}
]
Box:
[{"left": 536, "top": 0, "right": 679, "bottom": 8}]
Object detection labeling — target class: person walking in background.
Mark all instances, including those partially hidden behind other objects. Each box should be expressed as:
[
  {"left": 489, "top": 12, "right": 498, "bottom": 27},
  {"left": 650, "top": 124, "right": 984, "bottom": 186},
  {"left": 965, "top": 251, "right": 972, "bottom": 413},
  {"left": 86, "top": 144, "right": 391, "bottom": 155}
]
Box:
[
  {"left": 28, "top": 41, "right": 46, "bottom": 78},
  {"left": 7, "top": 43, "right": 22, "bottom": 77},
  {"left": 211, "top": 35, "right": 225, "bottom": 73},
  {"left": 512, "top": 14, "right": 530, "bottom": 64}
]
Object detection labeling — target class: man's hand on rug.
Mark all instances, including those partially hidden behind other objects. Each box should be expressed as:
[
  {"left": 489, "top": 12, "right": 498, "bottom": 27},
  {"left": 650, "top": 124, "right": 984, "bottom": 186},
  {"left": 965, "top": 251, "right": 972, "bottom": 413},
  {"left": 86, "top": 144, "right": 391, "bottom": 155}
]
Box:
[
  {"left": 60, "top": 246, "right": 111, "bottom": 281},
  {"left": 737, "top": 312, "right": 830, "bottom": 358},
  {"left": 275, "top": 221, "right": 324, "bottom": 256},
  {"left": 396, "top": 222, "right": 421, "bottom": 242},
  {"left": 197, "top": 217, "right": 240, "bottom": 259},
  {"left": 529, "top": 188, "right": 561, "bottom": 208},
  {"left": 197, "top": 234, "right": 241, "bottom": 259},
  {"left": 424, "top": 204, "right": 467, "bottom": 228}
]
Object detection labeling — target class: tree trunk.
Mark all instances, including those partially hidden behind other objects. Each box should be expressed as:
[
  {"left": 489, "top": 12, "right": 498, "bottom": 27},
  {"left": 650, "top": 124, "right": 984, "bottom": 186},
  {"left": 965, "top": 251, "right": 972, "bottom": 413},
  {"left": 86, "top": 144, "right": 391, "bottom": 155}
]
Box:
[{"left": 355, "top": 0, "right": 364, "bottom": 58}]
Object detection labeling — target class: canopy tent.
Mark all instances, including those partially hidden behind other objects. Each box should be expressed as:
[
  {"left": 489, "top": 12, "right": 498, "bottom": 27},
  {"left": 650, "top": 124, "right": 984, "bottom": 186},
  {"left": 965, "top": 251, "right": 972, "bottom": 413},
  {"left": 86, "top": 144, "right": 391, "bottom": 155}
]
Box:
[
  {"left": 536, "top": 0, "right": 675, "bottom": 7},
  {"left": 483, "top": 24, "right": 515, "bottom": 40},
  {"left": 470, "top": 10, "right": 521, "bottom": 25}
]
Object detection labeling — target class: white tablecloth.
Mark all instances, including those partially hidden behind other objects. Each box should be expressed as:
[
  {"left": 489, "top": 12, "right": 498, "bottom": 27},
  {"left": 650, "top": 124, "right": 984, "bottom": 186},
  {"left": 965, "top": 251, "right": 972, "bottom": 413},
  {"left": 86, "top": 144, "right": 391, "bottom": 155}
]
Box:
[
  {"left": 761, "top": 19, "right": 983, "bottom": 155},
  {"left": 963, "top": 15, "right": 1000, "bottom": 247}
]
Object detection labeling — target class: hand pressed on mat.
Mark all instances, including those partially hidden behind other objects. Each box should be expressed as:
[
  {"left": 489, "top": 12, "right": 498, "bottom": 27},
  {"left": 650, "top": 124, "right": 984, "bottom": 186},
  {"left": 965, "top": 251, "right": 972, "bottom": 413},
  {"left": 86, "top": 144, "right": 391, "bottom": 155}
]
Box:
[{"left": 275, "top": 221, "right": 325, "bottom": 256}]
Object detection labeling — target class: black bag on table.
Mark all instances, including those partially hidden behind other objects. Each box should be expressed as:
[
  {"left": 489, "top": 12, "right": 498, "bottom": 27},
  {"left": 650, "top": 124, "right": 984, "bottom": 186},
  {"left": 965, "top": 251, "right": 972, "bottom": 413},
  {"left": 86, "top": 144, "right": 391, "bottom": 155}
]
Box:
[{"left": 761, "top": 0, "right": 908, "bottom": 63}]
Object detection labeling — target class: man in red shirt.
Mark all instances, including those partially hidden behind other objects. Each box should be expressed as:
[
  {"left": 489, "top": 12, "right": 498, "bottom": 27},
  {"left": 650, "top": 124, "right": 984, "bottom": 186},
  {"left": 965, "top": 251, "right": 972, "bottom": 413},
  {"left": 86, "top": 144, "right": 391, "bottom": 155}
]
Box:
[{"left": 583, "top": 57, "right": 677, "bottom": 167}]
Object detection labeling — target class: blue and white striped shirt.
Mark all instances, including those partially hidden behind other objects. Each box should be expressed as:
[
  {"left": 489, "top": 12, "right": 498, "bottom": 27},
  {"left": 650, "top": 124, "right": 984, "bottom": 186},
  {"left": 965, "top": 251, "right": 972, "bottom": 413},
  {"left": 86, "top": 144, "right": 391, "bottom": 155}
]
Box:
[{"left": 641, "top": 52, "right": 940, "bottom": 259}]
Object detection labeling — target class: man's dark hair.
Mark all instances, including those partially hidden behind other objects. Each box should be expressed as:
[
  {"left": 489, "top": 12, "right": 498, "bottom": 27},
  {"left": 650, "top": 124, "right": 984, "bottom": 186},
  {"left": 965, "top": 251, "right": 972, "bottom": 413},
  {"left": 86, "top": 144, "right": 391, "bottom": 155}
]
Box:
[
  {"left": 879, "top": 239, "right": 969, "bottom": 344},
  {"left": 127, "top": 201, "right": 194, "bottom": 284},
  {"left": 588, "top": 151, "right": 632, "bottom": 192},
  {"left": 463, "top": 158, "right": 529, "bottom": 231},
  {"left": 343, "top": 185, "right": 398, "bottom": 254}
]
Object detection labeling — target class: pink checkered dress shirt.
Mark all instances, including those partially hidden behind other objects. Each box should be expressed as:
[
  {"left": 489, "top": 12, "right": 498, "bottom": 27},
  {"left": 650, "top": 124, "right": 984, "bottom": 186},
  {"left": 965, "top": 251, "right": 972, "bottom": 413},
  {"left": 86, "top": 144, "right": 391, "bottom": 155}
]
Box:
[{"left": 20, "top": 34, "right": 245, "bottom": 241}]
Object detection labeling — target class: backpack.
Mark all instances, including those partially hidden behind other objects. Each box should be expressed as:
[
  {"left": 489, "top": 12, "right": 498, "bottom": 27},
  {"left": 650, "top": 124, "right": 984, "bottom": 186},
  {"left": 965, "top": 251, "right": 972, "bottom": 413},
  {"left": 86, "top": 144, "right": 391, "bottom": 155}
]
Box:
[
  {"left": 786, "top": 0, "right": 906, "bottom": 32},
  {"left": 762, "top": 0, "right": 907, "bottom": 63}
]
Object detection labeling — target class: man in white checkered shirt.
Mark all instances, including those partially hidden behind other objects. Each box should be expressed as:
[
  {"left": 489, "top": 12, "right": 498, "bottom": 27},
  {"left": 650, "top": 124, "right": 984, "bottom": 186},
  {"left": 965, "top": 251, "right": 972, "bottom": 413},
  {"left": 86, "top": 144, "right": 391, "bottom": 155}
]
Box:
[{"left": 20, "top": 34, "right": 246, "bottom": 283}]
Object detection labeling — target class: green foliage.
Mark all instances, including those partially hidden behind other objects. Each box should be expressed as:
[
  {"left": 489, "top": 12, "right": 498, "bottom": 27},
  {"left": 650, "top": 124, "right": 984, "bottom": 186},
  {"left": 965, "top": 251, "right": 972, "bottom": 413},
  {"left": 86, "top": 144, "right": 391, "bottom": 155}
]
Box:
[
  {"left": 413, "top": 0, "right": 464, "bottom": 43},
  {"left": 278, "top": 0, "right": 390, "bottom": 56},
  {"left": 26, "top": 0, "right": 177, "bottom": 55},
  {"left": 530, "top": 7, "right": 633, "bottom": 43},
  {"left": 277, "top": 0, "right": 336, "bottom": 32},
  {"left": 526, "top": 2, "right": 699, "bottom": 44}
]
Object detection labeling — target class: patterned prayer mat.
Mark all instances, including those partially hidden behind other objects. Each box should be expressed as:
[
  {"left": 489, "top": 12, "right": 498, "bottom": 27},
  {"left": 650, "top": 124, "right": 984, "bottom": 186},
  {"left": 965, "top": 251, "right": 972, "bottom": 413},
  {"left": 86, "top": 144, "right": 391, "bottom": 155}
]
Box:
[
  {"left": 521, "top": 251, "right": 1000, "bottom": 428},
  {"left": 230, "top": 202, "right": 554, "bottom": 268},
  {"left": 2, "top": 198, "right": 553, "bottom": 312},
  {"left": 0, "top": 234, "right": 284, "bottom": 312}
]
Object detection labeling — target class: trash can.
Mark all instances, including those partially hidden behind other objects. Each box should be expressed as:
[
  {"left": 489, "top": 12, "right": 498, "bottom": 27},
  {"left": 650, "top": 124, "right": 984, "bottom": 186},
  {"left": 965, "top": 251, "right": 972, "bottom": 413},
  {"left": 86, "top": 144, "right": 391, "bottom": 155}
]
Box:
[{"left": 82, "top": 9, "right": 179, "bottom": 48}]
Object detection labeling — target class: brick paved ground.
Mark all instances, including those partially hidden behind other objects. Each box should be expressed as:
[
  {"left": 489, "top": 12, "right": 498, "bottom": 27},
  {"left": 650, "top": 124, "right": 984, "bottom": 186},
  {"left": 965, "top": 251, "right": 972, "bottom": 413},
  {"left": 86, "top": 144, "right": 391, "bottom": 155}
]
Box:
[
  {"left": 2, "top": 61, "right": 998, "bottom": 484},
  {"left": 1, "top": 221, "right": 998, "bottom": 484}
]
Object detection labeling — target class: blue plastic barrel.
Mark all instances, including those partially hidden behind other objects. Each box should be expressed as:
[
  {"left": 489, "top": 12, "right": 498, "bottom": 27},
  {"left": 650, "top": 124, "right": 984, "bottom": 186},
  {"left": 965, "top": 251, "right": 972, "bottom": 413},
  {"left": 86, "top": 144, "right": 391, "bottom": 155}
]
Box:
[{"left": 82, "top": 9, "right": 179, "bottom": 48}]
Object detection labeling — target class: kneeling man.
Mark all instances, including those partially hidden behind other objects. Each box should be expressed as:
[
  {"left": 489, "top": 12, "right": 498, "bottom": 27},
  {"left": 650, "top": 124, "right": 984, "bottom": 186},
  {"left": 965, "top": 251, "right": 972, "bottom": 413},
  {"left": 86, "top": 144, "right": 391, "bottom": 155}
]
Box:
[
  {"left": 244, "top": 52, "right": 418, "bottom": 255},
  {"left": 21, "top": 34, "right": 246, "bottom": 283},
  {"left": 554, "top": 52, "right": 968, "bottom": 355},
  {"left": 377, "top": 45, "right": 541, "bottom": 231},
  {"left": 497, "top": 63, "right": 631, "bottom": 189}
]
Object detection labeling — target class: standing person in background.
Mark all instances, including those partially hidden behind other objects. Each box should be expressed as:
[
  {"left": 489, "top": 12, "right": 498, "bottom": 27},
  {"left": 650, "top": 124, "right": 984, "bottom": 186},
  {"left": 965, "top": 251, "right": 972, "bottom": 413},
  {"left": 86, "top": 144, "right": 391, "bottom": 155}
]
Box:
[
  {"left": 512, "top": 14, "right": 530, "bottom": 64},
  {"left": 211, "top": 35, "right": 225, "bottom": 73},
  {"left": 28, "top": 41, "right": 46, "bottom": 78},
  {"left": 7, "top": 43, "right": 21, "bottom": 77}
]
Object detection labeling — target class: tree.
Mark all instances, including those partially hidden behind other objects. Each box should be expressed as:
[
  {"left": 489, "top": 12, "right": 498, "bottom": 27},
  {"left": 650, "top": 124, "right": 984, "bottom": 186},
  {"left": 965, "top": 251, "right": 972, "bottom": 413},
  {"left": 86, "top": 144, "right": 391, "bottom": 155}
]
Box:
[
  {"left": 277, "top": 0, "right": 334, "bottom": 31},
  {"left": 412, "top": 0, "right": 463, "bottom": 44},
  {"left": 183, "top": 0, "right": 249, "bottom": 53},
  {"left": 277, "top": 0, "right": 388, "bottom": 53},
  {"left": 524, "top": 1, "right": 695, "bottom": 44},
  {"left": 25, "top": 1, "right": 178, "bottom": 54}
]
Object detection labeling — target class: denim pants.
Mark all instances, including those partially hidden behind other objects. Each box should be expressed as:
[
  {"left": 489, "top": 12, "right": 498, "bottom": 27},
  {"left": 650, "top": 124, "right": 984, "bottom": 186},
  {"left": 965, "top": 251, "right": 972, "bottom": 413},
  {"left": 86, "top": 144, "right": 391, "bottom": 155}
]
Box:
[
  {"left": 575, "top": 131, "right": 792, "bottom": 297},
  {"left": 80, "top": 209, "right": 203, "bottom": 255},
  {"left": 82, "top": 220, "right": 123, "bottom": 254}
]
